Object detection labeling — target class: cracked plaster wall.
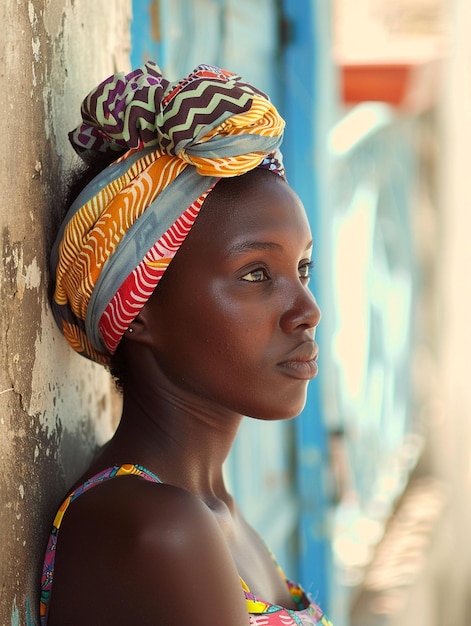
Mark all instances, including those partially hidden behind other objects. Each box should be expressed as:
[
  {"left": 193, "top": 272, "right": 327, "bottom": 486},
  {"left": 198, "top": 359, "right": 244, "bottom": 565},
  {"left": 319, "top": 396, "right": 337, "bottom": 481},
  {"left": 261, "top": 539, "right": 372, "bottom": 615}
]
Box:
[{"left": 0, "top": 1, "right": 131, "bottom": 624}]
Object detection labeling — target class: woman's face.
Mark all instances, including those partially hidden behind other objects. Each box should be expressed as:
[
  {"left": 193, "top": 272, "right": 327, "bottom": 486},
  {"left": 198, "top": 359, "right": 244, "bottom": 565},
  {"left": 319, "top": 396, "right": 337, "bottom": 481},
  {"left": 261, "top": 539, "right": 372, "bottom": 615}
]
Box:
[{"left": 138, "top": 169, "right": 321, "bottom": 420}]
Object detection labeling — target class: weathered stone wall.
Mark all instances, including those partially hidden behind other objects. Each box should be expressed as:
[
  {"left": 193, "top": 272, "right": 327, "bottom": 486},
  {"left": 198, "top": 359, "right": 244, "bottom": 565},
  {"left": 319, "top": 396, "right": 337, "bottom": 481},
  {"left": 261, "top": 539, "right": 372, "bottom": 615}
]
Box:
[{"left": 0, "top": 2, "right": 131, "bottom": 624}]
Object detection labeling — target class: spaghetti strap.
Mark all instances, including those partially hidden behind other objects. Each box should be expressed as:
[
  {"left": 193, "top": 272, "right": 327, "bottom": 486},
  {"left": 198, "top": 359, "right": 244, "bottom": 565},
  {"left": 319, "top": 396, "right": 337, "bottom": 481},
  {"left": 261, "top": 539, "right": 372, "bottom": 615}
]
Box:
[{"left": 40, "top": 464, "right": 161, "bottom": 625}]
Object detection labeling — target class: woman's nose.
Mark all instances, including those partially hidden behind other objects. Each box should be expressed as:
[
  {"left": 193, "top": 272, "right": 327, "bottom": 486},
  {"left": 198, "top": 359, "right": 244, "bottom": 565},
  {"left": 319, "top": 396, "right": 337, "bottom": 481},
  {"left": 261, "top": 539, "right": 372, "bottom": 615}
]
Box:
[{"left": 279, "top": 284, "right": 321, "bottom": 333}]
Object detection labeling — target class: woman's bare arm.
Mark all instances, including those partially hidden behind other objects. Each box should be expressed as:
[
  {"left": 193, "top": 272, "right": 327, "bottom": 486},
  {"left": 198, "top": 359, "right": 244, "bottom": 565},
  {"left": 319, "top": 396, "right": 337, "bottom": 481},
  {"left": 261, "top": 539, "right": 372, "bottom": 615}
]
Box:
[{"left": 47, "top": 478, "right": 250, "bottom": 626}]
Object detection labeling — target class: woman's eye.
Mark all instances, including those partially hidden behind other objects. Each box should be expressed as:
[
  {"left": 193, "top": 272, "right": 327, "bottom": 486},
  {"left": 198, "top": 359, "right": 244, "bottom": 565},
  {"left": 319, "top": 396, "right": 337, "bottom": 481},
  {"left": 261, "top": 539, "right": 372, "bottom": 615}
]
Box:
[
  {"left": 241, "top": 268, "right": 269, "bottom": 282},
  {"left": 299, "top": 261, "right": 313, "bottom": 280}
]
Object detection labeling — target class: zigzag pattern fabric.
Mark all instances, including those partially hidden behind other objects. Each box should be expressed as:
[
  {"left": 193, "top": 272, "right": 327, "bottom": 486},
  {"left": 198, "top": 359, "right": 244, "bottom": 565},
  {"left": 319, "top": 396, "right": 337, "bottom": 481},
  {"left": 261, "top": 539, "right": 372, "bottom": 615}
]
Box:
[
  {"left": 51, "top": 62, "right": 285, "bottom": 364},
  {"left": 69, "top": 61, "right": 284, "bottom": 176}
]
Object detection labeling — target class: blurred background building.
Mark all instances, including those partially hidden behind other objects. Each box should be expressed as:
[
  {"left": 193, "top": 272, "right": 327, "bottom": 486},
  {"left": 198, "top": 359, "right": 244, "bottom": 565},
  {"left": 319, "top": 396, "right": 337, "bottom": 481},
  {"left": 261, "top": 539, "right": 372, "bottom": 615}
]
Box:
[{"left": 2, "top": 1, "right": 471, "bottom": 624}]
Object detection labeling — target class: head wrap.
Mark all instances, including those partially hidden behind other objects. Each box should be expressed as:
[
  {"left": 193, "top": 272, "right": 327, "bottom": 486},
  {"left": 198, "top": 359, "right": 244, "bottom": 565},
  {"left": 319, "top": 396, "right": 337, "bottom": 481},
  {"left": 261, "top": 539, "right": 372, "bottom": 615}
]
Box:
[{"left": 51, "top": 61, "right": 285, "bottom": 364}]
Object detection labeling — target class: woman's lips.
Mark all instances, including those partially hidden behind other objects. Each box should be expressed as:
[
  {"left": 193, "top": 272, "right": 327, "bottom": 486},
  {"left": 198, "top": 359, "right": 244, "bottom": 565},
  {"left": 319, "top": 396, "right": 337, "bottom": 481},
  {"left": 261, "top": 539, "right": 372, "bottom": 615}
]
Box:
[{"left": 277, "top": 342, "right": 319, "bottom": 380}]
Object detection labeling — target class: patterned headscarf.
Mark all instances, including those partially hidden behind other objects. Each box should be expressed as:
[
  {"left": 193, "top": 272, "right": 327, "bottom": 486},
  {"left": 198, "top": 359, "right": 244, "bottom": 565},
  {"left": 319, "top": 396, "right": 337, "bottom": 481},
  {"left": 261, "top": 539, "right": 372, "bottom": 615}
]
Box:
[{"left": 51, "top": 61, "right": 285, "bottom": 364}]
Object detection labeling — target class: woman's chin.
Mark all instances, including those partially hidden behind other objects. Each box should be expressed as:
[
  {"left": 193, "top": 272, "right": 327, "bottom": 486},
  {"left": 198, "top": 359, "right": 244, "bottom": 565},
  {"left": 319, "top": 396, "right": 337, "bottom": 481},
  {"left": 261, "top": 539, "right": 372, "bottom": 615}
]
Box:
[{"left": 247, "top": 397, "right": 308, "bottom": 422}]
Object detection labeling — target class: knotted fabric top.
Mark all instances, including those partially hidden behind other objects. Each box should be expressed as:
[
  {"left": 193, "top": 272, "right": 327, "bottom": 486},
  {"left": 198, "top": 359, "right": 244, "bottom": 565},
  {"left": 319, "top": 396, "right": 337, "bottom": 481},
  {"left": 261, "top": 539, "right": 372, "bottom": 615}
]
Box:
[{"left": 51, "top": 62, "right": 285, "bottom": 364}]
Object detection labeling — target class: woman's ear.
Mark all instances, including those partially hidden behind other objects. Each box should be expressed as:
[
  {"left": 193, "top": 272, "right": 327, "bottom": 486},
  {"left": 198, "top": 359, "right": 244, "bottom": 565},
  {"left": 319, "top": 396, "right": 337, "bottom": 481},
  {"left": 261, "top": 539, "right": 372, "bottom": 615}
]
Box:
[{"left": 124, "top": 302, "right": 157, "bottom": 347}]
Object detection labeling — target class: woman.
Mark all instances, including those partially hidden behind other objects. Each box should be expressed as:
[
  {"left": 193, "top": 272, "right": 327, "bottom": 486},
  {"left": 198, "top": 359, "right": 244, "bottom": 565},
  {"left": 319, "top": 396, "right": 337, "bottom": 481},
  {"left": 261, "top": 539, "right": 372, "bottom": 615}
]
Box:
[{"left": 41, "top": 61, "right": 330, "bottom": 625}]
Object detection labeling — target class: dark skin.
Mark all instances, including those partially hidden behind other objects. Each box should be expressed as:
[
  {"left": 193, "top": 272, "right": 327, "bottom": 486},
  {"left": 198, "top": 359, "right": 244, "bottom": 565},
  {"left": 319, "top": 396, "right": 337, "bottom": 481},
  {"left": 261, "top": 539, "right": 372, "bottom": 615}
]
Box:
[{"left": 47, "top": 169, "right": 321, "bottom": 625}]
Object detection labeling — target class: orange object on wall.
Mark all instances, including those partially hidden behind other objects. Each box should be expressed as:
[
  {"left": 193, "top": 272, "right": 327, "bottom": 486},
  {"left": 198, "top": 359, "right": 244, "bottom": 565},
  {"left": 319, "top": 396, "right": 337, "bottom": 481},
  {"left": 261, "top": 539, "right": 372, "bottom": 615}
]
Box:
[{"left": 339, "top": 59, "right": 441, "bottom": 112}]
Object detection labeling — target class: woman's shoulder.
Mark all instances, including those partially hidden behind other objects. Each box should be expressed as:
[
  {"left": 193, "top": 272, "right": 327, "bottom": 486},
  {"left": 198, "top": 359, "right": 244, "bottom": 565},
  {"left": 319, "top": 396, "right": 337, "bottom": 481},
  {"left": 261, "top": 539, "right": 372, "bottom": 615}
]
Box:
[
  {"left": 66, "top": 467, "right": 201, "bottom": 518},
  {"left": 47, "top": 471, "right": 249, "bottom": 626},
  {"left": 55, "top": 472, "right": 225, "bottom": 573}
]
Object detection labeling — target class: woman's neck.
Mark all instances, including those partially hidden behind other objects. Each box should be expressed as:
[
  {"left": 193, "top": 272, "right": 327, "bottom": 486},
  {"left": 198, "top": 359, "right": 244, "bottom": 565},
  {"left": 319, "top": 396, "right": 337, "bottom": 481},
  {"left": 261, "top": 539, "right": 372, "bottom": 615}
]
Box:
[{"left": 98, "top": 380, "right": 243, "bottom": 502}]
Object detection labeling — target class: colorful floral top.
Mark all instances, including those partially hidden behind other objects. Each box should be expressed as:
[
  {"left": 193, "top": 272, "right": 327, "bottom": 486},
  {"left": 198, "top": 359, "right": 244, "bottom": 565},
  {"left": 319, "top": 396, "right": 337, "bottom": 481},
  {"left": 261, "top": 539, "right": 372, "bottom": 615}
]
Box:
[{"left": 40, "top": 464, "right": 333, "bottom": 625}]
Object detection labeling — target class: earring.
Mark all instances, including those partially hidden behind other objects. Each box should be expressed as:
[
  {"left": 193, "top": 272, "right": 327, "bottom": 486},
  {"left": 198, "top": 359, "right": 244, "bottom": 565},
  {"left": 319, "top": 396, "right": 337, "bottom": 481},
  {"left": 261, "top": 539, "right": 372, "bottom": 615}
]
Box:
[{"left": 128, "top": 327, "right": 134, "bottom": 334}]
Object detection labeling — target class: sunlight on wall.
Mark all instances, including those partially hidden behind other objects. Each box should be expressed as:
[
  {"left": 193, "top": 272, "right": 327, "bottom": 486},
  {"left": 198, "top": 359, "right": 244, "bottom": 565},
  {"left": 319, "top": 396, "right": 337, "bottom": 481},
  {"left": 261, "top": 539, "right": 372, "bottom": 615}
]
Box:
[{"left": 333, "top": 0, "right": 449, "bottom": 63}]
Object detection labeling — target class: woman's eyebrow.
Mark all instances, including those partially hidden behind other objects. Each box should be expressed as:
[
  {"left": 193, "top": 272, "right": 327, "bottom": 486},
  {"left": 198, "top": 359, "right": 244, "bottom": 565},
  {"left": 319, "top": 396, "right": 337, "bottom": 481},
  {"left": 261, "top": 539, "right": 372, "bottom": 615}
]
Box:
[
  {"left": 226, "top": 241, "right": 283, "bottom": 256},
  {"left": 226, "top": 239, "right": 313, "bottom": 257}
]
